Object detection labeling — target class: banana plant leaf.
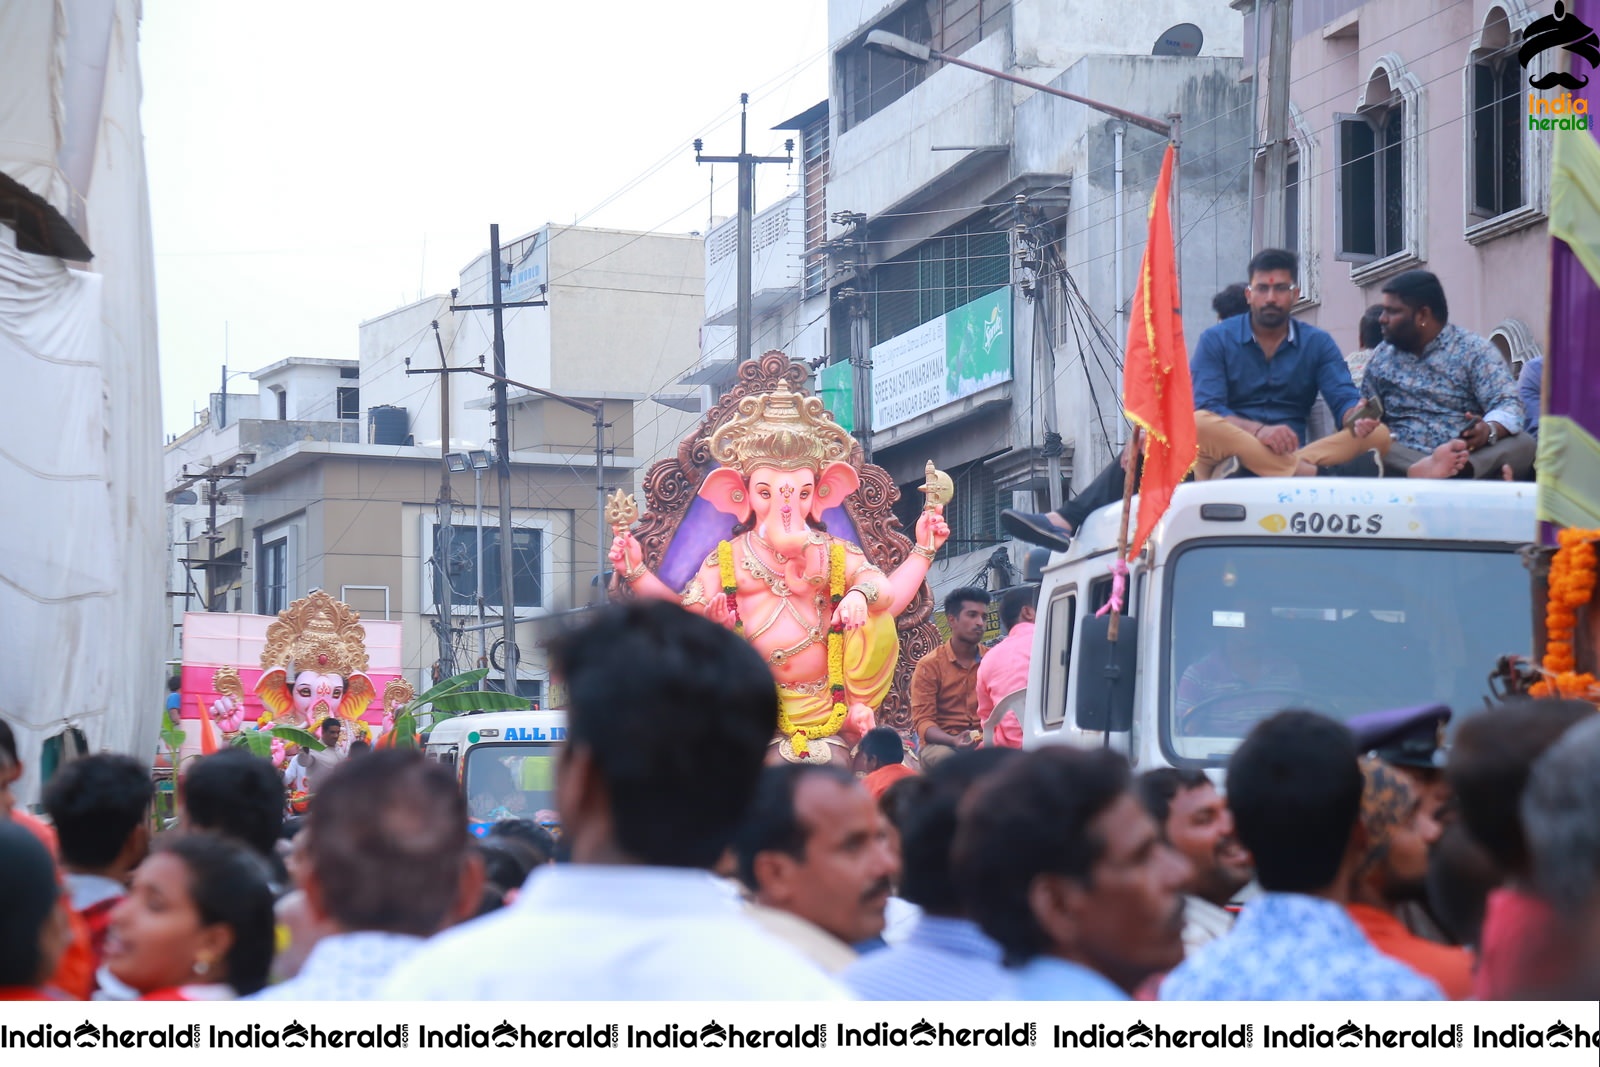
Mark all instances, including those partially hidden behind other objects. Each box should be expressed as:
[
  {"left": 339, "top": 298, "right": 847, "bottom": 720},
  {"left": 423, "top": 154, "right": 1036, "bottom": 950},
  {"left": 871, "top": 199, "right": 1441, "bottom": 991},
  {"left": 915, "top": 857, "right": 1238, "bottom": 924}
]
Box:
[
  {"left": 269, "top": 725, "right": 326, "bottom": 752},
  {"left": 230, "top": 730, "right": 275, "bottom": 758},
  {"left": 424, "top": 692, "right": 532, "bottom": 713}
]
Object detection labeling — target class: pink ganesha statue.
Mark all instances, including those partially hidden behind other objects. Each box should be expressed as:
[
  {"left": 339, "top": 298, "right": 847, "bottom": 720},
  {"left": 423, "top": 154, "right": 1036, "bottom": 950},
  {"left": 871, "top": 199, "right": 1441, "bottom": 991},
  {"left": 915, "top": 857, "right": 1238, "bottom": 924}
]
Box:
[
  {"left": 208, "top": 590, "right": 412, "bottom": 750},
  {"left": 609, "top": 381, "right": 951, "bottom": 764}
]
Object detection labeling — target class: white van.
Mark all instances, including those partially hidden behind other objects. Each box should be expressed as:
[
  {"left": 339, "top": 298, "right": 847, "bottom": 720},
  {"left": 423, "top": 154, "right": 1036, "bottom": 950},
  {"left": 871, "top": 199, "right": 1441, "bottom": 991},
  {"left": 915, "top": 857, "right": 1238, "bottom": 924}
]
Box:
[
  {"left": 423, "top": 710, "right": 567, "bottom": 835},
  {"left": 1023, "top": 477, "right": 1536, "bottom": 772}
]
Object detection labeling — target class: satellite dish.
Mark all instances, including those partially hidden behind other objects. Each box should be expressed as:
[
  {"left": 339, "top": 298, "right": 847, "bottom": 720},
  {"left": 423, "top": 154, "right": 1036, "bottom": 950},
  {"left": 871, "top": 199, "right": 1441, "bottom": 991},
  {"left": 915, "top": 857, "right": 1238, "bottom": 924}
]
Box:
[{"left": 1153, "top": 23, "right": 1203, "bottom": 56}]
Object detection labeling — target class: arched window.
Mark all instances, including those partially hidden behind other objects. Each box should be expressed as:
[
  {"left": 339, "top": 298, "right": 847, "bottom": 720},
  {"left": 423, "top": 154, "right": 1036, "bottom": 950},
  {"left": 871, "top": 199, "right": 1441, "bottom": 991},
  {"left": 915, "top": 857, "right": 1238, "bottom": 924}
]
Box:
[
  {"left": 1489, "top": 317, "right": 1541, "bottom": 376},
  {"left": 1336, "top": 55, "right": 1425, "bottom": 281},
  {"left": 1465, "top": 3, "right": 1548, "bottom": 241}
]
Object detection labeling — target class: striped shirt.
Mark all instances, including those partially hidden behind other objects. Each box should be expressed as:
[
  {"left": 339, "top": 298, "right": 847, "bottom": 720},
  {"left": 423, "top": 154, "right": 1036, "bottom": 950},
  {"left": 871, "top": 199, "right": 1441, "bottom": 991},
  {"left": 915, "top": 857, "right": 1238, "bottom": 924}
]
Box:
[{"left": 843, "top": 915, "right": 1010, "bottom": 1000}]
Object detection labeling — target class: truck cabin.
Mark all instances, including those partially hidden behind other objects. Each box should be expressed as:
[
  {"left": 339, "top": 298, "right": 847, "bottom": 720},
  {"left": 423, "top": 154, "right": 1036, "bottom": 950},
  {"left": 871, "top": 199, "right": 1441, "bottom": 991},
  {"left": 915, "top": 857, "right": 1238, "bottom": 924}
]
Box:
[{"left": 1027, "top": 479, "right": 1536, "bottom": 771}]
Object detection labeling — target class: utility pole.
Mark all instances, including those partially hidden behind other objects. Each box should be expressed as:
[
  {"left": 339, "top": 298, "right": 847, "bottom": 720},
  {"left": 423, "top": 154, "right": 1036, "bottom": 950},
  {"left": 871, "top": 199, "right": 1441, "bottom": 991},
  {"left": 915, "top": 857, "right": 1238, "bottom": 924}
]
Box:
[
  {"left": 695, "top": 94, "right": 794, "bottom": 363},
  {"left": 433, "top": 322, "right": 455, "bottom": 677},
  {"left": 416, "top": 226, "right": 547, "bottom": 691},
  {"left": 1261, "top": 0, "right": 1294, "bottom": 249},
  {"left": 171, "top": 457, "right": 253, "bottom": 612}
]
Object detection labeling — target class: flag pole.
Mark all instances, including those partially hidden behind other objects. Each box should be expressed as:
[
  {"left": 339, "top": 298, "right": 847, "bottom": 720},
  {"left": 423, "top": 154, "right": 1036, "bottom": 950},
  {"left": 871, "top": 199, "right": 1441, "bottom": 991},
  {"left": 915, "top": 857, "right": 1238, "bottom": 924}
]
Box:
[{"left": 1108, "top": 428, "right": 1142, "bottom": 643}]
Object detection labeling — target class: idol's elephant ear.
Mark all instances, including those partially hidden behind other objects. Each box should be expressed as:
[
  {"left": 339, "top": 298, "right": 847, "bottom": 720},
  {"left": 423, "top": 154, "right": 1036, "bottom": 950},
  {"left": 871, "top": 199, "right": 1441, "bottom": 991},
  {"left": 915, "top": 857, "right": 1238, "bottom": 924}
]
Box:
[
  {"left": 811, "top": 461, "right": 860, "bottom": 521},
  {"left": 255, "top": 666, "right": 292, "bottom": 719},
  {"left": 698, "top": 466, "right": 752, "bottom": 523}
]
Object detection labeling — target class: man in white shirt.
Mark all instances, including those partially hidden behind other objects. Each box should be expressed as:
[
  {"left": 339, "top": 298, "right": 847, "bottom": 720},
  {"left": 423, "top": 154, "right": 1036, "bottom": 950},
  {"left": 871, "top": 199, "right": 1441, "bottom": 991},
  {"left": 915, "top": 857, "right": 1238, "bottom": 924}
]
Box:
[
  {"left": 1136, "top": 768, "right": 1255, "bottom": 954},
  {"left": 254, "top": 750, "right": 482, "bottom": 999},
  {"left": 382, "top": 601, "right": 846, "bottom": 1000}
]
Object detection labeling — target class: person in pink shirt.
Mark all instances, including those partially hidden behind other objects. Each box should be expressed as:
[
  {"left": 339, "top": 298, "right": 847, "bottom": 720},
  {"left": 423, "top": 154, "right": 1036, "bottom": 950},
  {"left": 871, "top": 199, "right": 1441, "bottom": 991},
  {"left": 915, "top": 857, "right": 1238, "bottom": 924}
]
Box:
[{"left": 975, "top": 586, "right": 1037, "bottom": 749}]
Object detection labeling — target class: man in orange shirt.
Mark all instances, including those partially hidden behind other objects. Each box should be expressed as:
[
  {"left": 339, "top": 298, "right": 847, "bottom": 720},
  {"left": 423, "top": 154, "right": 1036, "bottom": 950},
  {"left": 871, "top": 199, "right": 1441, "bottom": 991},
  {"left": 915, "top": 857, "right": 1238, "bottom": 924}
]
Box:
[
  {"left": 1346, "top": 754, "right": 1472, "bottom": 998},
  {"left": 910, "top": 587, "right": 989, "bottom": 768}
]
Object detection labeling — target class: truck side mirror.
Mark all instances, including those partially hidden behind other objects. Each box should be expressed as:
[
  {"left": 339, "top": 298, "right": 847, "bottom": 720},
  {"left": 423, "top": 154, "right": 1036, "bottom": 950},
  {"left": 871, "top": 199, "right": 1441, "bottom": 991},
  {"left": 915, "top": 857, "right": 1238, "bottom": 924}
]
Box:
[{"left": 1075, "top": 614, "right": 1137, "bottom": 733}]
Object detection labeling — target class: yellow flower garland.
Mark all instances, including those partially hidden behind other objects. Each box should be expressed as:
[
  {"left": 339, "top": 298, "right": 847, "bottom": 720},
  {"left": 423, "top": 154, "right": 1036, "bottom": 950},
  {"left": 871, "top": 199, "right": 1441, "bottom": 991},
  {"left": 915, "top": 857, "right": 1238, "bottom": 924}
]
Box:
[
  {"left": 1532, "top": 528, "right": 1599, "bottom": 700},
  {"left": 717, "top": 540, "right": 742, "bottom": 634}
]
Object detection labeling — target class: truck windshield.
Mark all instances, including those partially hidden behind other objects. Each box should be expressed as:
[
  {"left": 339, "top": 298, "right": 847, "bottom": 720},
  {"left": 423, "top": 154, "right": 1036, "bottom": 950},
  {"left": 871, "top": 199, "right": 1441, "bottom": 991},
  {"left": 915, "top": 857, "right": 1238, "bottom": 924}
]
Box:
[
  {"left": 463, "top": 743, "right": 559, "bottom": 825},
  {"left": 1163, "top": 542, "right": 1529, "bottom": 766}
]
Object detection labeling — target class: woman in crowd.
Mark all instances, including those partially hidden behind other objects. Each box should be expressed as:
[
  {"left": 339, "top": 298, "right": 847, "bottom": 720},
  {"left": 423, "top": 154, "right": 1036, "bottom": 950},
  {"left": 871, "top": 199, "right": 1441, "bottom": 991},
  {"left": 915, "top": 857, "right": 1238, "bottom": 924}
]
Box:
[
  {"left": 0, "top": 821, "right": 75, "bottom": 1000},
  {"left": 102, "top": 832, "right": 275, "bottom": 999}
]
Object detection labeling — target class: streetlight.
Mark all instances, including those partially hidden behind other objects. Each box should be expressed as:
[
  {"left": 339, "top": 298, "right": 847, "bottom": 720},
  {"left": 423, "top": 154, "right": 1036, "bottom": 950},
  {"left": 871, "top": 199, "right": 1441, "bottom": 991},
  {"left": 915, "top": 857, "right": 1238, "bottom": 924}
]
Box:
[
  {"left": 447, "top": 448, "right": 496, "bottom": 687},
  {"left": 863, "top": 31, "right": 1175, "bottom": 138}
]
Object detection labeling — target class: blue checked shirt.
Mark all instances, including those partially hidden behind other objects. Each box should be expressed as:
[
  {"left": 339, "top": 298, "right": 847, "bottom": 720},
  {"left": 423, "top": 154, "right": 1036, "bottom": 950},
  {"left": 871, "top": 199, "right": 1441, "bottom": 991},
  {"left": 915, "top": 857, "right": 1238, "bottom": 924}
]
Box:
[
  {"left": 1158, "top": 893, "right": 1443, "bottom": 1001},
  {"left": 844, "top": 915, "right": 1011, "bottom": 1000},
  {"left": 1360, "top": 324, "right": 1524, "bottom": 451}
]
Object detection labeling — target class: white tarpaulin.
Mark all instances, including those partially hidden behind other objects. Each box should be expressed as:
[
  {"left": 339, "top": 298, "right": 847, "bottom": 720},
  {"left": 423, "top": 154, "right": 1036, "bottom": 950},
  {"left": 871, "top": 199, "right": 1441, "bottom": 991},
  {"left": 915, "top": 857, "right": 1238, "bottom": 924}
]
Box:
[{"left": 0, "top": 0, "right": 165, "bottom": 808}]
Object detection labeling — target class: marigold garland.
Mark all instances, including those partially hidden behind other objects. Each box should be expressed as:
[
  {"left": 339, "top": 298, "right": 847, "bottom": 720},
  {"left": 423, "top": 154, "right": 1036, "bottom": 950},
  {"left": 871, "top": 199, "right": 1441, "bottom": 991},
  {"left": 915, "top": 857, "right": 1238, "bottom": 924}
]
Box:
[
  {"left": 717, "top": 540, "right": 742, "bottom": 635},
  {"left": 1531, "top": 528, "right": 1599, "bottom": 699},
  {"left": 779, "top": 542, "right": 850, "bottom": 756}
]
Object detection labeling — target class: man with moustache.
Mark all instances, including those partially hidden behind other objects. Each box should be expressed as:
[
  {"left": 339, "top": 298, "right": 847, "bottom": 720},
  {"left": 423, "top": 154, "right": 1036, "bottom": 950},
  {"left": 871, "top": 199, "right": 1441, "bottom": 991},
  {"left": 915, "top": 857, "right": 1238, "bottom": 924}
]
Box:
[
  {"left": 1346, "top": 757, "right": 1473, "bottom": 998},
  {"left": 1190, "top": 249, "right": 1468, "bottom": 481},
  {"left": 1000, "top": 250, "right": 1462, "bottom": 555},
  {"left": 954, "top": 748, "right": 1191, "bottom": 999},
  {"left": 1361, "top": 270, "right": 1533, "bottom": 479},
  {"left": 733, "top": 764, "right": 900, "bottom": 974},
  {"left": 1137, "top": 769, "right": 1254, "bottom": 953}
]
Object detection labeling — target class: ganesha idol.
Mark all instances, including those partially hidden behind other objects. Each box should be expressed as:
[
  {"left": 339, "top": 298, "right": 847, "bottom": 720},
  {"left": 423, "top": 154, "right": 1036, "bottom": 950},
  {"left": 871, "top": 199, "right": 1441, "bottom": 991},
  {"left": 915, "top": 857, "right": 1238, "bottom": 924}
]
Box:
[
  {"left": 207, "top": 590, "right": 412, "bottom": 751},
  {"left": 610, "top": 381, "right": 950, "bottom": 764}
]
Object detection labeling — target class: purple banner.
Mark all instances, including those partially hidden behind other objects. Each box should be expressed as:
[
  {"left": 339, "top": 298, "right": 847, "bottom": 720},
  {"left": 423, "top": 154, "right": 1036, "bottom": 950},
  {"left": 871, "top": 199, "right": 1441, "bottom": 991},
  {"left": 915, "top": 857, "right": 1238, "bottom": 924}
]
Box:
[{"left": 1544, "top": 0, "right": 1600, "bottom": 539}]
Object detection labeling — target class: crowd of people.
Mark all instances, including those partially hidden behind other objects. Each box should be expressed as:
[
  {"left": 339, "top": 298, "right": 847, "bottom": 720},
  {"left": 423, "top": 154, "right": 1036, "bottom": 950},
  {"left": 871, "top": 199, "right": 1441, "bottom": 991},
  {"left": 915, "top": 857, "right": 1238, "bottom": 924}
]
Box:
[{"left": 2, "top": 599, "right": 1596, "bottom": 1002}]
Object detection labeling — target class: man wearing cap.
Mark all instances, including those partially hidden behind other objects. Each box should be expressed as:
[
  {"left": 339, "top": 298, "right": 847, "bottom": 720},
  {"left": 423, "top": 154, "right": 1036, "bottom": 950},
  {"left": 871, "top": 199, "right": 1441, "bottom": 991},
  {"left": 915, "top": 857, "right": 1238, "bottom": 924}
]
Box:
[
  {"left": 1347, "top": 703, "right": 1452, "bottom": 817},
  {"left": 1347, "top": 703, "right": 1456, "bottom": 944},
  {"left": 1345, "top": 756, "right": 1473, "bottom": 998}
]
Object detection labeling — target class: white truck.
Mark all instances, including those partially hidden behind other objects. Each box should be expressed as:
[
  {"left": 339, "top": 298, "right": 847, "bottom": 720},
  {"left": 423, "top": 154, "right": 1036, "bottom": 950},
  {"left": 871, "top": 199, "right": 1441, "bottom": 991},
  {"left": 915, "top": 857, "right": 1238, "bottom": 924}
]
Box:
[
  {"left": 423, "top": 710, "right": 567, "bottom": 836},
  {"left": 1021, "top": 477, "right": 1536, "bottom": 771}
]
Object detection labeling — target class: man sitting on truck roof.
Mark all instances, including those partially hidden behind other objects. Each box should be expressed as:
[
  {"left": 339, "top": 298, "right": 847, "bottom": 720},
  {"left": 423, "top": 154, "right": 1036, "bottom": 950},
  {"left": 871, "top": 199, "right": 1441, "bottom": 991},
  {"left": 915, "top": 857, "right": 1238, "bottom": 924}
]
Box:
[
  {"left": 1361, "top": 270, "right": 1534, "bottom": 480},
  {"left": 1000, "top": 252, "right": 1468, "bottom": 554},
  {"left": 1191, "top": 248, "right": 1466, "bottom": 481}
]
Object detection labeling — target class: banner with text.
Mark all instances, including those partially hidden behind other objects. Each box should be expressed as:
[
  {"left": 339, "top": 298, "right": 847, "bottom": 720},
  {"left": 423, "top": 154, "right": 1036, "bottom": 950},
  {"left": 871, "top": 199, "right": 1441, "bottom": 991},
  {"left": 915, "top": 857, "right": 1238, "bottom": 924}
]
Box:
[
  {"left": 7, "top": 999, "right": 1596, "bottom": 1065},
  {"left": 870, "top": 287, "right": 1011, "bottom": 432}
]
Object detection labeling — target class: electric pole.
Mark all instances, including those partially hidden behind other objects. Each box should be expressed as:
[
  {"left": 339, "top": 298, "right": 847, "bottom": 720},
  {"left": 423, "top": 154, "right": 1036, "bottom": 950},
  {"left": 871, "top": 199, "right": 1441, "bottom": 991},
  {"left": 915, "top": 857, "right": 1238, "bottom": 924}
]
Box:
[
  {"left": 428, "top": 225, "right": 547, "bottom": 691},
  {"left": 1261, "top": 0, "right": 1294, "bottom": 249},
  {"left": 433, "top": 321, "right": 455, "bottom": 677},
  {"left": 695, "top": 94, "right": 794, "bottom": 363}
]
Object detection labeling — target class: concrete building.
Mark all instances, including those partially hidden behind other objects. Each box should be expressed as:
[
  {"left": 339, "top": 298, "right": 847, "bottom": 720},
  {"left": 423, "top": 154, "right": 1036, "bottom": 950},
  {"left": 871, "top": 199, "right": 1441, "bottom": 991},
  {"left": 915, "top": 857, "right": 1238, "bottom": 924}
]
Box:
[
  {"left": 1236, "top": 0, "right": 1553, "bottom": 372},
  {"left": 165, "top": 223, "right": 703, "bottom": 702},
  {"left": 823, "top": 0, "right": 1249, "bottom": 606}
]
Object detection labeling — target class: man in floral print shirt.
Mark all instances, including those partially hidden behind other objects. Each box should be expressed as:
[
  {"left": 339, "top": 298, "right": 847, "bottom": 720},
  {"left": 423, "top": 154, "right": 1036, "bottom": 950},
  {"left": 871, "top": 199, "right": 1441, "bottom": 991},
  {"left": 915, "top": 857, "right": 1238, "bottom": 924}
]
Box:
[{"left": 1362, "top": 270, "right": 1534, "bottom": 480}]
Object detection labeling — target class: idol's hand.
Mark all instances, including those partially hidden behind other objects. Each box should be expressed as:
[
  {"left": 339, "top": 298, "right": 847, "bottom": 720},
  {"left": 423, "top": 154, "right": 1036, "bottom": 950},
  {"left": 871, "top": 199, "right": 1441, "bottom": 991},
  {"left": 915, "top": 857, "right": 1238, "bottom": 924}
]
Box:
[
  {"left": 915, "top": 507, "right": 951, "bottom": 552},
  {"left": 832, "top": 589, "right": 869, "bottom": 632},
  {"left": 706, "top": 591, "right": 738, "bottom": 630},
  {"left": 609, "top": 531, "right": 644, "bottom": 574},
  {"left": 210, "top": 695, "right": 243, "bottom": 732}
]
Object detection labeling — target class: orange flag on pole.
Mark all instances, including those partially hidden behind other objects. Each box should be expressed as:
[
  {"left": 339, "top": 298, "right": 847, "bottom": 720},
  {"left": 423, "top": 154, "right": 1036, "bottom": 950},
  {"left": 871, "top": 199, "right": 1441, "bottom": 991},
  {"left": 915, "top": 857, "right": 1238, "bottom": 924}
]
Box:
[
  {"left": 195, "top": 697, "right": 219, "bottom": 754},
  {"left": 1122, "top": 145, "right": 1196, "bottom": 559}
]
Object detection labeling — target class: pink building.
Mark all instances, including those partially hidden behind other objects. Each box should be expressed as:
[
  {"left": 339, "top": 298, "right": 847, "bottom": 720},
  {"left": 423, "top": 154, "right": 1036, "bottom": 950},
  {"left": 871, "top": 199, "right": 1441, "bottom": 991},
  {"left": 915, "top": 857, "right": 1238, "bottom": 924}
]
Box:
[{"left": 1241, "top": 0, "right": 1557, "bottom": 371}]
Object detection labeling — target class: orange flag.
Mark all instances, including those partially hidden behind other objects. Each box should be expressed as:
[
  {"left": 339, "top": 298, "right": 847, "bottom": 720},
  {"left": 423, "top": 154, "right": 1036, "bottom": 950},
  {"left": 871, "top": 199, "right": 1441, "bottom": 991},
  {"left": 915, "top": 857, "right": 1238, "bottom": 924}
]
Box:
[
  {"left": 195, "top": 696, "right": 219, "bottom": 754},
  {"left": 1123, "top": 144, "right": 1197, "bottom": 559}
]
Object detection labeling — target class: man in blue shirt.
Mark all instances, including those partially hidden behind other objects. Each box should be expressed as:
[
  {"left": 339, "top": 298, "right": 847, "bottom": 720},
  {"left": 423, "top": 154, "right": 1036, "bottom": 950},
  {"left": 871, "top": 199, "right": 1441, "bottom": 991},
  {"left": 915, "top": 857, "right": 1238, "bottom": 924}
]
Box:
[
  {"left": 953, "top": 747, "right": 1190, "bottom": 1000},
  {"left": 1191, "top": 249, "right": 1466, "bottom": 480},
  {"left": 1160, "top": 711, "right": 1442, "bottom": 1000}
]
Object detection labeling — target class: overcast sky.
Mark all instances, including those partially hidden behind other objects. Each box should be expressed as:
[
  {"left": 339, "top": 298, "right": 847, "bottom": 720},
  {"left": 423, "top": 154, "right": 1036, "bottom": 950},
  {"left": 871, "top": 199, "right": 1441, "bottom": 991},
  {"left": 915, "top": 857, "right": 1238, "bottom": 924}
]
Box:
[{"left": 142, "top": 0, "right": 829, "bottom": 434}]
